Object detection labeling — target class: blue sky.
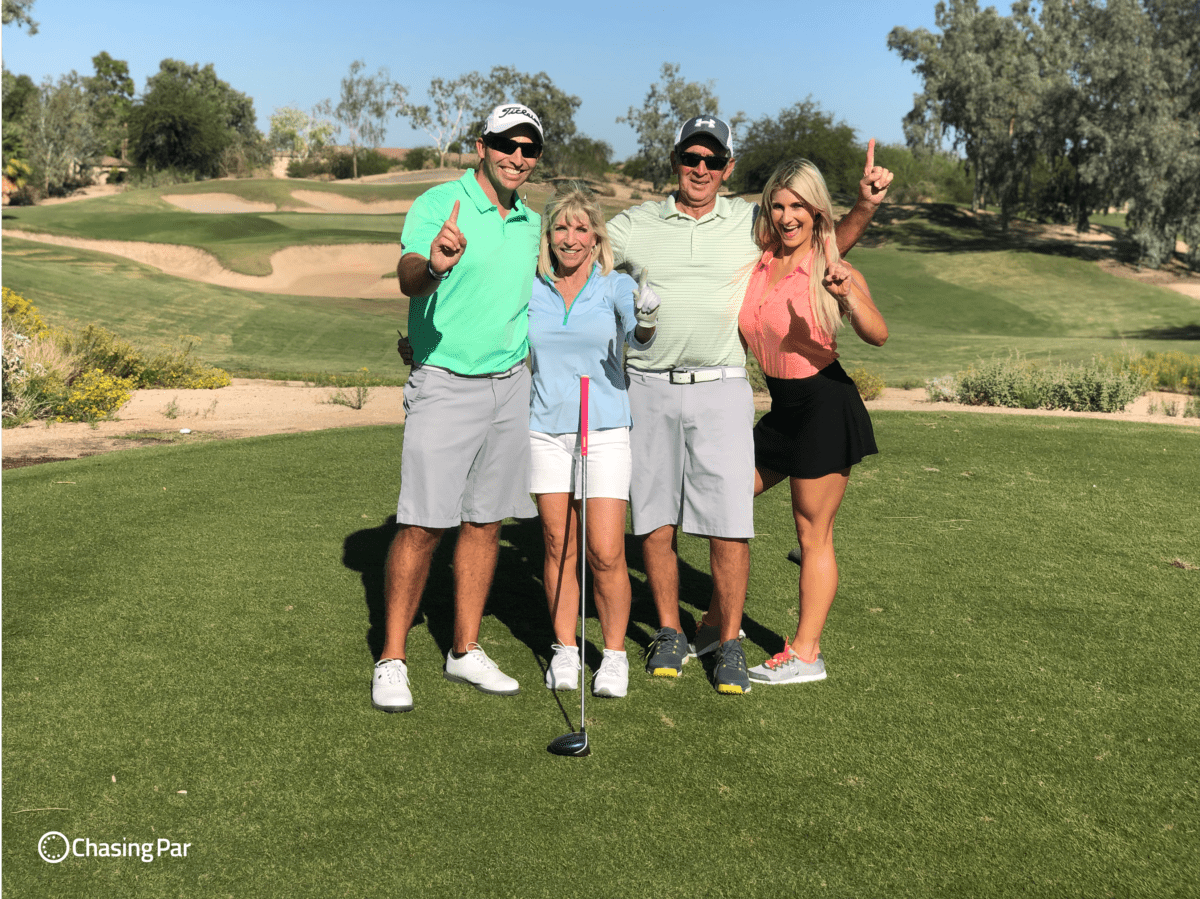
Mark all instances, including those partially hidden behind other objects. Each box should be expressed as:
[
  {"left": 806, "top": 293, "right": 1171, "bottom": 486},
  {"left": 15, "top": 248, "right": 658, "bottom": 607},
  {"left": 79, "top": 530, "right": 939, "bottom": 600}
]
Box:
[{"left": 2, "top": 0, "right": 947, "bottom": 159}]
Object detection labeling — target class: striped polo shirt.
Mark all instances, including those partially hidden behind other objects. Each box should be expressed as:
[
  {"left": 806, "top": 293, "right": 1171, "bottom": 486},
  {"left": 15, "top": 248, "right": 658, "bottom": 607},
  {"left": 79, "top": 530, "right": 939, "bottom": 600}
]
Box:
[{"left": 607, "top": 194, "right": 759, "bottom": 371}]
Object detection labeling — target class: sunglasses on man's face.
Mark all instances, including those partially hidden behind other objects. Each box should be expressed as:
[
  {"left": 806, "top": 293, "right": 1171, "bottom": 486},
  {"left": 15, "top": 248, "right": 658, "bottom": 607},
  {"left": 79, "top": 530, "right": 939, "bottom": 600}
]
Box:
[
  {"left": 482, "top": 133, "right": 543, "bottom": 158},
  {"left": 677, "top": 150, "right": 730, "bottom": 171}
]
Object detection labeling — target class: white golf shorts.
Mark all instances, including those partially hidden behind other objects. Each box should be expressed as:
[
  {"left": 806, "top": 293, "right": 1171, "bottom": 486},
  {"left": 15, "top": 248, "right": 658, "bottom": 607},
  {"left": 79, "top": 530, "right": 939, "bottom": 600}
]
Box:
[{"left": 529, "top": 427, "right": 632, "bottom": 500}]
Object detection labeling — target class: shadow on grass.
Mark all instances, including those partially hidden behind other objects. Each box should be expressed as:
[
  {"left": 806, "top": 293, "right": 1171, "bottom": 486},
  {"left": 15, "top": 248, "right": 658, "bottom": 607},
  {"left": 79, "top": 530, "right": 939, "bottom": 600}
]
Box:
[
  {"left": 861, "top": 202, "right": 1137, "bottom": 264},
  {"left": 343, "top": 518, "right": 779, "bottom": 698},
  {"left": 1122, "top": 323, "right": 1200, "bottom": 341}
]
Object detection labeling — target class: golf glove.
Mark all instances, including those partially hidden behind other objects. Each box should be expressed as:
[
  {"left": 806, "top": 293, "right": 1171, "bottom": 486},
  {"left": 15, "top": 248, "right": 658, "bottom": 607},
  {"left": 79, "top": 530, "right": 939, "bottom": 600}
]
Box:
[{"left": 635, "top": 269, "right": 661, "bottom": 328}]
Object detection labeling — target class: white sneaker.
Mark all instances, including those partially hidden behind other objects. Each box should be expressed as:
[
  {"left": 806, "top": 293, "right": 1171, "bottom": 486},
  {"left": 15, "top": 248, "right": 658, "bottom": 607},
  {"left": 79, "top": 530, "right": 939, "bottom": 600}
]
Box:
[
  {"left": 443, "top": 643, "right": 520, "bottom": 695},
  {"left": 372, "top": 658, "right": 414, "bottom": 712},
  {"left": 545, "top": 643, "right": 581, "bottom": 691},
  {"left": 593, "top": 649, "right": 629, "bottom": 698}
]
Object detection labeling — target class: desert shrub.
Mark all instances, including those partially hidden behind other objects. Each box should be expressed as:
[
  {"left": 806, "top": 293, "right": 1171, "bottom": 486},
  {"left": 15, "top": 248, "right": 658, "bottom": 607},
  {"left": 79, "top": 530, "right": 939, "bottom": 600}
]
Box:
[
  {"left": 138, "top": 336, "right": 232, "bottom": 389},
  {"left": 1107, "top": 350, "right": 1200, "bottom": 395},
  {"left": 2, "top": 330, "right": 69, "bottom": 426},
  {"left": 956, "top": 356, "right": 1035, "bottom": 408},
  {"left": 123, "top": 167, "right": 199, "bottom": 189},
  {"left": 57, "top": 323, "right": 147, "bottom": 382},
  {"left": 1, "top": 293, "right": 229, "bottom": 424},
  {"left": 848, "top": 367, "right": 885, "bottom": 401},
  {"left": 1184, "top": 395, "right": 1200, "bottom": 418},
  {"left": 926, "top": 375, "right": 958, "bottom": 402},
  {"left": 949, "top": 354, "right": 1148, "bottom": 412},
  {"left": 327, "top": 367, "right": 372, "bottom": 409},
  {"left": 2, "top": 286, "right": 50, "bottom": 338},
  {"left": 1029, "top": 362, "right": 1147, "bottom": 413},
  {"left": 51, "top": 368, "right": 135, "bottom": 423},
  {"left": 330, "top": 149, "right": 392, "bottom": 180},
  {"left": 402, "top": 147, "right": 438, "bottom": 171}
]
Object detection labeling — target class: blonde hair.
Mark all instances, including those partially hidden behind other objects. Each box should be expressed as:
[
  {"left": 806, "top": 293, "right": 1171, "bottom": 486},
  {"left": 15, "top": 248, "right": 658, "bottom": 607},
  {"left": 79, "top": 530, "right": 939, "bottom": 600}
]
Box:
[
  {"left": 537, "top": 181, "right": 614, "bottom": 280},
  {"left": 753, "top": 159, "right": 843, "bottom": 337}
]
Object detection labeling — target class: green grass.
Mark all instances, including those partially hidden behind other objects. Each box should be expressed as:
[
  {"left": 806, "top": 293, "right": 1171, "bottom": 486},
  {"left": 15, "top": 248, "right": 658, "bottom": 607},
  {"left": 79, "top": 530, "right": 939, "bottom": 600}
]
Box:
[
  {"left": 1, "top": 239, "right": 410, "bottom": 379},
  {"left": 3, "top": 414, "right": 1197, "bottom": 897},
  {"left": 3, "top": 188, "right": 1197, "bottom": 384},
  {"left": 3, "top": 182, "right": 413, "bottom": 276}
]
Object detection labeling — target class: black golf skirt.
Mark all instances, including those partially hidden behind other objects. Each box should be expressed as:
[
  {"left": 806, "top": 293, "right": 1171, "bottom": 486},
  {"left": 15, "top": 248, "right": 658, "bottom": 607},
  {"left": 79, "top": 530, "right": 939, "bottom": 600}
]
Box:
[{"left": 754, "top": 361, "right": 878, "bottom": 480}]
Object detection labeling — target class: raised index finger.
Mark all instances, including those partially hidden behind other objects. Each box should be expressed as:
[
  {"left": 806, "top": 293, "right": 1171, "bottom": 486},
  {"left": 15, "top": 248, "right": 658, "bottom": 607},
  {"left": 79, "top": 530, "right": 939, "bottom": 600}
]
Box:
[
  {"left": 447, "top": 200, "right": 460, "bottom": 226},
  {"left": 864, "top": 138, "right": 875, "bottom": 176}
]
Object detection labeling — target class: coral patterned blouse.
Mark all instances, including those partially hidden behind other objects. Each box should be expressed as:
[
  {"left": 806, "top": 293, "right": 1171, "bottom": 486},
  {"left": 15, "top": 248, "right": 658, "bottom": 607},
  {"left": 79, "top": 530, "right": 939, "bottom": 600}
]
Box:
[{"left": 738, "top": 249, "right": 839, "bottom": 380}]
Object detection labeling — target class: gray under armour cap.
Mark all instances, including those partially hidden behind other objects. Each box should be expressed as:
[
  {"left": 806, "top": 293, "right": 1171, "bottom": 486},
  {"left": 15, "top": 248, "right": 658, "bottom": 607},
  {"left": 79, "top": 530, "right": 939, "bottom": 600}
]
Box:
[{"left": 674, "top": 115, "right": 733, "bottom": 155}]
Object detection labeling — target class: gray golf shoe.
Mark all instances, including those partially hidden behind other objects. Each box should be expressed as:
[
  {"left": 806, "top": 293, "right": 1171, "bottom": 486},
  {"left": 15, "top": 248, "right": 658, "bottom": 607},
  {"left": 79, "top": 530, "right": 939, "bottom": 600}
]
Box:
[
  {"left": 748, "top": 649, "right": 827, "bottom": 685},
  {"left": 643, "top": 627, "right": 688, "bottom": 677},
  {"left": 711, "top": 639, "right": 752, "bottom": 694}
]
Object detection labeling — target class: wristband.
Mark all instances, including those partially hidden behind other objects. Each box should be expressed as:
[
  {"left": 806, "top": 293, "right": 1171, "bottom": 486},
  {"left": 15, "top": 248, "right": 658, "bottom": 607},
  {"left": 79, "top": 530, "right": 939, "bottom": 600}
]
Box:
[{"left": 427, "top": 259, "right": 451, "bottom": 281}]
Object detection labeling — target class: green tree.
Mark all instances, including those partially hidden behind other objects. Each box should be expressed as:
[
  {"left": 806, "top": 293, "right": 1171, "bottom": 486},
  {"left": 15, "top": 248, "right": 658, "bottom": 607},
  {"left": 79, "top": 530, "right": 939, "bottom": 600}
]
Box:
[
  {"left": 889, "top": 0, "right": 1044, "bottom": 229},
  {"left": 618, "top": 63, "right": 741, "bottom": 191},
  {"left": 2, "top": 0, "right": 37, "bottom": 33},
  {"left": 732, "top": 98, "right": 860, "bottom": 196},
  {"left": 317, "top": 60, "right": 405, "bottom": 180},
  {"left": 268, "top": 106, "right": 333, "bottom": 159},
  {"left": 129, "top": 59, "right": 266, "bottom": 178},
  {"left": 470, "top": 67, "right": 582, "bottom": 175},
  {"left": 24, "top": 73, "right": 101, "bottom": 195},
  {"left": 85, "top": 52, "right": 134, "bottom": 159},
  {"left": 556, "top": 135, "right": 613, "bottom": 180},
  {"left": 402, "top": 73, "right": 482, "bottom": 169},
  {"left": 2, "top": 67, "right": 37, "bottom": 163}
]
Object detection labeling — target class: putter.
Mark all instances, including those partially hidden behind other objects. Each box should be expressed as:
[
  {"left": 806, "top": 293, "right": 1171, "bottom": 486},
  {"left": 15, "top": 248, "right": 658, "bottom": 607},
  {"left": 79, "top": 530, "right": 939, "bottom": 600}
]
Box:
[{"left": 548, "top": 375, "right": 591, "bottom": 758}]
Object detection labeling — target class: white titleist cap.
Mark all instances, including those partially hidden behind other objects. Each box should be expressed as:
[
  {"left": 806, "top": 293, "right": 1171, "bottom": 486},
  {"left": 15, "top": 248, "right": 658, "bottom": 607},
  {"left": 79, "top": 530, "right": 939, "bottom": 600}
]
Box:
[
  {"left": 674, "top": 115, "right": 733, "bottom": 155},
  {"left": 483, "top": 104, "right": 544, "bottom": 140}
]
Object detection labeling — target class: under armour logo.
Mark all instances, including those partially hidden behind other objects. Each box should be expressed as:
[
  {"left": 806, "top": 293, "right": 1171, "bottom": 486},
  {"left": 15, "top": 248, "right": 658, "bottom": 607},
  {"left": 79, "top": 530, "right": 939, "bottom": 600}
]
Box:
[{"left": 695, "top": 117, "right": 717, "bottom": 128}]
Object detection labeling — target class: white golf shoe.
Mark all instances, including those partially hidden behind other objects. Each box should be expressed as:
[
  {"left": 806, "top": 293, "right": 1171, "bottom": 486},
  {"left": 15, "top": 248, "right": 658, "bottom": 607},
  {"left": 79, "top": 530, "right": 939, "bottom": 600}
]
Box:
[
  {"left": 443, "top": 643, "right": 520, "bottom": 695},
  {"left": 372, "top": 658, "right": 414, "bottom": 712},
  {"left": 545, "top": 643, "right": 581, "bottom": 691},
  {"left": 592, "top": 649, "right": 629, "bottom": 698}
]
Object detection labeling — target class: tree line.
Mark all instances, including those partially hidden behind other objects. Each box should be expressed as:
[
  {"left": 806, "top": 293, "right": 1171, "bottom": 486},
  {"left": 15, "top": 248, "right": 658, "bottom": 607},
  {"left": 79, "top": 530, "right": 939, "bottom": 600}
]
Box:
[{"left": 889, "top": 0, "right": 1199, "bottom": 270}]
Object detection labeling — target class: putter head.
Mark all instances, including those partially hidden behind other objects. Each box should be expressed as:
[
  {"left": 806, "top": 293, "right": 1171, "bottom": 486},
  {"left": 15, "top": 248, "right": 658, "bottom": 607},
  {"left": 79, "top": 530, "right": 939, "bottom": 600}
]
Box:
[
  {"left": 547, "top": 730, "right": 590, "bottom": 757},
  {"left": 786, "top": 547, "right": 803, "bottom": 567}
]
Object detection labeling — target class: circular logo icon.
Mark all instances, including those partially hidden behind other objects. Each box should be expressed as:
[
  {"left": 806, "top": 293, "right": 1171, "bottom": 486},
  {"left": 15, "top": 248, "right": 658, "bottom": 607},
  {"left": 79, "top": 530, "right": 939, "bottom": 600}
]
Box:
[{"left": 38, "top": 831, "right": 69, "bottom": 863}]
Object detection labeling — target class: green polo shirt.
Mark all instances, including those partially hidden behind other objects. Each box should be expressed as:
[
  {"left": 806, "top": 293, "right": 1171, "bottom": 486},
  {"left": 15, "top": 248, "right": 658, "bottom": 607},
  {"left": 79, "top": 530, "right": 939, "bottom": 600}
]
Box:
[
  {"left": 608, "top": 194, "right": 759, "bottom": 371},
  {"left": 401, "top": 170, "right": 540, "bottom": 375}
]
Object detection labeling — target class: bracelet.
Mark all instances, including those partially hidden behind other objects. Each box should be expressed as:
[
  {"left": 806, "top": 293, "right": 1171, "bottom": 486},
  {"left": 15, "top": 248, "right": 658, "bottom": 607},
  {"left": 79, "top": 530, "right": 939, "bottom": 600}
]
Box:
[{"left": 427, "top": 259, "right": 451, "bottom": 281}]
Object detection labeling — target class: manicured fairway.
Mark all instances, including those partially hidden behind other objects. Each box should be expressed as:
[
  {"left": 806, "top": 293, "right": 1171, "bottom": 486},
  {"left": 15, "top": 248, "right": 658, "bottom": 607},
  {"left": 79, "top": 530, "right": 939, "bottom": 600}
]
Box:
[
  {"left": 4, "top": 185, "right": 1197, "bottom": 384},
  {"left": 3, "top": 413, "right": 1196, "bottom": 897}
]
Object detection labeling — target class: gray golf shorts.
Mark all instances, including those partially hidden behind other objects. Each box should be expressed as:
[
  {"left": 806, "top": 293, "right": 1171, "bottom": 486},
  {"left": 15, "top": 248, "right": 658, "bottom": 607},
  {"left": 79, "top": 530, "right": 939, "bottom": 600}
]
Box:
[
  {"left": 396, "top": 363, "right": 537, "bottom": 528},
  {"left": 626, "top": 367, "right": 755, "bottom": 539}
]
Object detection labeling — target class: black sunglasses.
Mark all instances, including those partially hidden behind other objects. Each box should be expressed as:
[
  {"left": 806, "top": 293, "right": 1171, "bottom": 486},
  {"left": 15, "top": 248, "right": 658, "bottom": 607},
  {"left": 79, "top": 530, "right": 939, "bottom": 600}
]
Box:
[
  {"left": 482, "top": 133, "right": 543, "bottom": 158},
  {"left": 677, "top": 150, "right": 730, "bottom": 170}
]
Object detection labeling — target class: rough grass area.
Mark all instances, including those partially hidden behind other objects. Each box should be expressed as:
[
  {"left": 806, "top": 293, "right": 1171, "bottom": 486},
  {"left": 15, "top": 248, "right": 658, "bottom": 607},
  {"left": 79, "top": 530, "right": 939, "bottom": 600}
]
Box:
[
  {"left": 3, "top": 414, "right": 1196, "bottom": 897},
  {"left": 2, "top": 239, "right": 410, "bottom": 380},
  {"left": 5, "top": 198, "right": 1196, "bottom": 385}
]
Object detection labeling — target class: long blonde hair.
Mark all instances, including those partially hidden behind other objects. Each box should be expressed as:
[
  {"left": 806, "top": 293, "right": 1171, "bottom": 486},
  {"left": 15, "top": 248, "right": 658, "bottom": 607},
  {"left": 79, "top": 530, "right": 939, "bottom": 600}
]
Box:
[
  {"left": 753, "top": 159, "right": 842, "bottom": 337},
  {"left": 537, "top": 181, "right": 614, "bottom": 281}
]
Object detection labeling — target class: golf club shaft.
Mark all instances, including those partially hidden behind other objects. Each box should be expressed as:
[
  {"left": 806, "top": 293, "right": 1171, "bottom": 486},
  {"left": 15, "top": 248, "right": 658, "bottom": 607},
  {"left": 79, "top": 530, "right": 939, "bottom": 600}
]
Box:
[{"left": 579, "top": 376, "right": 589, "bottom": 733}]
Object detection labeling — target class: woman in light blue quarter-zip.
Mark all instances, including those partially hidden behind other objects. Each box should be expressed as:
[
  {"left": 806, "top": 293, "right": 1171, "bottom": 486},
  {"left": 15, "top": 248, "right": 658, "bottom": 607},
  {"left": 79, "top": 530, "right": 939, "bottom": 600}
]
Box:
[{"left": 528, "top": 181, "right": 659, "bottom": 700}]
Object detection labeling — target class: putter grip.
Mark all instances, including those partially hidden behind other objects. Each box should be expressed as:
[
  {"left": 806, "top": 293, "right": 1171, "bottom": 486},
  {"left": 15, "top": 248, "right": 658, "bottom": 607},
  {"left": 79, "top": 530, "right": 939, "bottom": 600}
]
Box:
[{"left": 580, "top": 376, "right": 589, "bottom": 457}]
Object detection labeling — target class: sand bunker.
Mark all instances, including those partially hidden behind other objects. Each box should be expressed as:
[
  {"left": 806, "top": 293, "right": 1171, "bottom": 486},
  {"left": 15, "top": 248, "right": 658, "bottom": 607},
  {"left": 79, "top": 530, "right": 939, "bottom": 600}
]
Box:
[
  {"left": 162, "top": 193, "right": 277, "bottom": 214},
  {"left": 159, "top": 191, "right": 413, "bottom": 215},
  {"left": 6, "top": 229, "right": 402, "bottom": 299},
  {"left": 289, "top": 191, "right": 412, "bottom": 215}
]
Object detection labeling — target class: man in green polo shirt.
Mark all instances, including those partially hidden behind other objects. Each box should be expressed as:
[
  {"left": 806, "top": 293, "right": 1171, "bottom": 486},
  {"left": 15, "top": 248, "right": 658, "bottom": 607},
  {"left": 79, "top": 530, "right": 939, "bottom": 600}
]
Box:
[
  {"left": 371, "top": 104, "right": 544, "bottom": 713},
  {"left": 608, "top": 115, "right": 893, "bottom": 694}
]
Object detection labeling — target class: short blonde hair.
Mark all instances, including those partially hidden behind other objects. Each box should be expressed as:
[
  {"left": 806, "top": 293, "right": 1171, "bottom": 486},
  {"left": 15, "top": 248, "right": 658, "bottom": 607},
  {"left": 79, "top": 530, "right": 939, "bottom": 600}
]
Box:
[
  {"left": 537, "top": 181, "right": 614, "bottom": 281},
  {"left": 754, "top": 159, "right": 843, "bottom": 337}
]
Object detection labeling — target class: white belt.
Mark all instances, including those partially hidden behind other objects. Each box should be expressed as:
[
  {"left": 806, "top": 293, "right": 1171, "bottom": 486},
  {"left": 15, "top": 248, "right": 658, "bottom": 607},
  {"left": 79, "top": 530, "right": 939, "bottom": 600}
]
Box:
[{"left": 632, "top": 366, "right": 747, "bottom": 385}]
